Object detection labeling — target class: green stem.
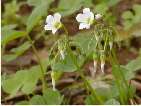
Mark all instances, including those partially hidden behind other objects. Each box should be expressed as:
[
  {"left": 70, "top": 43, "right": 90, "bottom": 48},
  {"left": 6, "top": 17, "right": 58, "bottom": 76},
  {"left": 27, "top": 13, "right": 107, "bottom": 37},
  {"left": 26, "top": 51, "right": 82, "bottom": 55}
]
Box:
[
  {"left": 110, "top": 49, "right": 129, "bottom": 104},
  {"left": 26, "top": 34, "right": 47, "bottom": 93},
  {"left": 62, "top": 24, "right": 68, "bottom": 36},
  {"left": 62, "top": 24, "right": 103, "bottom": 104}
]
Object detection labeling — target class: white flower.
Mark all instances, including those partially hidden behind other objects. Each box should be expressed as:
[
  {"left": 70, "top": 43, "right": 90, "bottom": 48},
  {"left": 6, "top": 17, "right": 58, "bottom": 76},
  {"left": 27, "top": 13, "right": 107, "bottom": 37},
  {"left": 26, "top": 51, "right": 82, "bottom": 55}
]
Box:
[
  {"left": 76, "top": 8, "right": 94, "bottom": 30},
  {"left": 44, "top": 13, "right": 62, "bottom": 34},
  {"left": 95, "top": 14, "right": 102, "bottom": 20}
]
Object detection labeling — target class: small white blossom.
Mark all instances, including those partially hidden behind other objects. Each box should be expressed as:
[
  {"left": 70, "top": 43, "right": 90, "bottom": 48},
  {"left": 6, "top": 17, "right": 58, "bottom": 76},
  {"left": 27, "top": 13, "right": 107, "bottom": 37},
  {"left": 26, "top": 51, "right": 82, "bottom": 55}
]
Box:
[
  {"left": 95, "top": 14, "right": 102, "bottom": 20},
  {"left": 44, "top": 13, "right": 62, "bottom": 34},
  {"left": 76, "top": 8, "right": 94, "bottom": 29}
]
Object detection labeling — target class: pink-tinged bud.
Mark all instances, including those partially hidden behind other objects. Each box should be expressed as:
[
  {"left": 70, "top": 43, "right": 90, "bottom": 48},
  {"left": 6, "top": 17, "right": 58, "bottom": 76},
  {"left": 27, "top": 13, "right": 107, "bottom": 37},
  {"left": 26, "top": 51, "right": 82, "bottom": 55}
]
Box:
[
  {"left": 109, "top": 42, "right": 113, "bottom": 50},
  {"left": 60, "top": 50, "right": 65, "bottom": 60},
  {"left": 91, "top": 60, "right": 97, "bottom": 77},
  {"left": 51, "top": 72, "right": 56, "bottom": 91},
  {"left": 101, "top": 60, "right": 105, "bottom": 74},
  {"left": 95, "top": 14, "right": 102, "bottom": 20}
]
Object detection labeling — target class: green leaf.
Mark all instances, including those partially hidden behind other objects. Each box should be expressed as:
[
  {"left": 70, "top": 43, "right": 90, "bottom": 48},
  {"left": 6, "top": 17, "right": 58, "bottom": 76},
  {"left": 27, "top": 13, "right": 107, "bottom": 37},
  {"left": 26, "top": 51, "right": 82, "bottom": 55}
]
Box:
[
  {"left": 52, "top": 51, "right": 78, "bottom": 72},
  {"left": 43, "top": 89, "right": 63, "bottom": 105},
  {"left": 133, "top": 4, "right": 141, "bottom": 23},
  {"left": 82, "top": 0, "right": 93, "bottom": 7},
  {"left": 123, "top": 56, "right": 141, "bottom": 80},
  {"left": 85, "top": 83, "right": 119, "bottom": 105},
  {"left": 104, "top": 99, "right": 120, "bottom": 105},
  {"left": 122, "top": 20, "right": 134, "bottom": 30},
  {"left": 85, "top": 95, "right": 95, "bottom": 105},
  {"left": 94, "top": 3, "right": 108, "bottom": 14},
  {"left": 107, "top": 0, "right": 121, "bottom": 7},
  {"left": 11, "top": 41, "right": 31, "bottom": 56},
  {"left": 57, "top": 0, "right": 82, "bottom": 16},
  {"left": 30, "top": 95, "right": 45, "bottom": 105},
  {"left": 2, "top": 54, "right": 18, "bottom": 62},
  {"left": 122, "top": 4, "right": 141, "bottom": 30},
  {"left": 2, "top": 70, "right": 27, "bottom": 96},
  {"left": 112, "top": 65, "right": 129, "bottom": 104},
  {"left": 16, "top": 101, "right": 29, "bottom": 105},
  {"left": 71, "top": 31, "right": 96, "bottom": 58},
  {"left": 27, "top": 0, "right": 45, "bottom": 6},
  {"left": 122, "top": 11, "right": 134, "bottom": 20},
  {"left": 2, "top": 59, "right": 49, "bottom": 95},
  {"left": 29, "top": 89, "right": 63, "bottom": 105},
  {"left": 2, "top": 24, "right": 17, "bottom": 30},
  {"left": 21, "top": 67, "right": 42, "bottom": 94},
  {"left": 2, "top": 42, "right": 31, "bottom": 62},
  {"left": 26, "top": 0, "right": 53, "bottom": 32},
  {"left": 126, "top": 55, "right": 141, "bottom": 71},
  {"left": 57, "top": 0, "right": 92, "bottom": 16},
  {"left": 1, "top": 29, "right": 26, "bottom": 46}
]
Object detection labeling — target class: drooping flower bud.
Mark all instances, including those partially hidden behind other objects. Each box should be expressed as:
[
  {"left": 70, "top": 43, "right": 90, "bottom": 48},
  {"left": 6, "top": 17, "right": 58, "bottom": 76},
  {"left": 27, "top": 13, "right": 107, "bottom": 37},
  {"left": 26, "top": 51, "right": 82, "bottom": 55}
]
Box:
[
  {"left": 101, "top": 60, "right": 105, "bottom": 74},
  {"left": 92, "top": 60, "right": 97, "bottom": 77},
  {"left": 51, "top": 71, "right": 56, "bottom": 91},
  {"left": 60, "top": 50, "right": 65, "bottom": 60},
  {"left": 109, "top": 41, "right": 113, "bottom": 50},
  {"left": 95, "top": 14, "right": 102, "bottom": 20},
  {"left": 100, "top": 50, "right": 105, "bottom": 74}
]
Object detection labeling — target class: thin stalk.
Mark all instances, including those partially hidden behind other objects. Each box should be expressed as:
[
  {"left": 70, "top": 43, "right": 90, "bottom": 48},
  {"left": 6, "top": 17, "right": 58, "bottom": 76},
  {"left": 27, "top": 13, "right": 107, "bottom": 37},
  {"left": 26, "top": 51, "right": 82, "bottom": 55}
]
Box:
[
  {"left": 62, "top": 25, "right": 103, "bottom": 104},
  {"left": 26, "top": 34, "right": 47, "bottom": 92},
  {"left": 110, "top": 49, "right": 129, "bottom": 104}
]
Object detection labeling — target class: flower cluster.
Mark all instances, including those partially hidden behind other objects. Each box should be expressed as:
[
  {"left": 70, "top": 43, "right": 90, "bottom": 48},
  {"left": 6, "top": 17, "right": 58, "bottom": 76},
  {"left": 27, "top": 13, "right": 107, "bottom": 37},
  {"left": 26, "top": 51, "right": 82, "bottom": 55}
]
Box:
[
  {"left": 44, "top": 8, "right": 114, "bottom": 89},
  {"left": 44, "top": 8, "right": 102, "bottom": 34}
]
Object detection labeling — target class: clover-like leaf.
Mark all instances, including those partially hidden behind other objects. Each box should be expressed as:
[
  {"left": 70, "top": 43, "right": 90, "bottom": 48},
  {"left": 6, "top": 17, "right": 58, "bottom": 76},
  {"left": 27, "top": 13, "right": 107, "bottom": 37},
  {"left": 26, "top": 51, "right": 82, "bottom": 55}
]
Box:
[
  {"left": 29, "top": 89, "right": 63, "bottom": 105},
  {"left": 26, "top": 0, "right": 53, "bottom": 32},
  {"left": 2, "top": 59, "right": 49, "bottom": 96}
]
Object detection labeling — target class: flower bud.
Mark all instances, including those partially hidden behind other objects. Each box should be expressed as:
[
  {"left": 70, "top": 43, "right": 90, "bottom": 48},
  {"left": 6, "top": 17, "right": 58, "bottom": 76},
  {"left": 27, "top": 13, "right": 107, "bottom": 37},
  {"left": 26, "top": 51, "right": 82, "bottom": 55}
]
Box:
[
  {"left": 92, "top": 60, "right": 97, "bottom": 77},
  {"left": 101, "top": 60, "right": 105, "bottom": 74},
  {"left": 51, "top": 71, "right": 56, "bottom": 91},
  {"left": 60, "top": 50, "right": 65, "bottom": 60},
  {"left": 109, "top": 41, "right": 113, "bottom": 50},
  {"left": 95, "top": 14, "right": 102, "bottom": 20}
]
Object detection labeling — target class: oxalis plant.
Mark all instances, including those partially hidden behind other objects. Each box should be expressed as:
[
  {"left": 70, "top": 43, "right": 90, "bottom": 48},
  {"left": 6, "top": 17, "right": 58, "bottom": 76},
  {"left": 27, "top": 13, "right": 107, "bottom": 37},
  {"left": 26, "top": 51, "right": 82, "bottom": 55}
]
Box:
[{"left": 2, "top": 8, "right": 137, "bottom": 105}]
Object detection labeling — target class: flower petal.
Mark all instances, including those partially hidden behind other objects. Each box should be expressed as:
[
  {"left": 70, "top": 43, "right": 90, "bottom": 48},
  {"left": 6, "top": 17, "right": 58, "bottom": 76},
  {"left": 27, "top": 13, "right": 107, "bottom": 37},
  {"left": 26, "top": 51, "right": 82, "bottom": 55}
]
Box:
[
  {"left": 79, "top": 23, "right": 90, "bottom": 29},
  {"left": 54, "top": 13, "right": 61, "bottom": 22},
  {"left": 76, "top": 14, "right": 88, "bottom": 23},
  {"left": 44, "top": 24, "right": 53, "bottom": 30},
  {"left": 46, "top": 15, "right": 54, "bottom": 24},
  {"left": 83, "top": 8, "right": 90, "bottom": 14},
  {"left": 52, "top": 28, "right": 58, "bottom": 34},
  {"left": 85, "top": 12, "right": 94, "bottom": 20}
]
